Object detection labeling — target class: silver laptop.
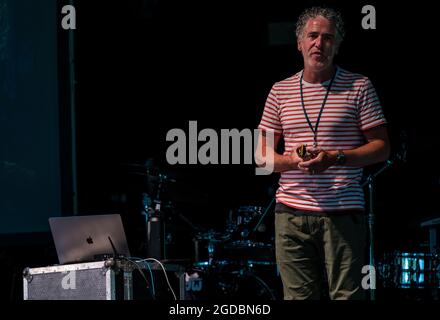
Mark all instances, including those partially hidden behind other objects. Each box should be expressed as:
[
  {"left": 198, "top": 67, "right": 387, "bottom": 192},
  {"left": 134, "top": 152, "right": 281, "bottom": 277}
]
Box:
[{"left": 49, "top": 214, "right": 131, "bottom": 264}]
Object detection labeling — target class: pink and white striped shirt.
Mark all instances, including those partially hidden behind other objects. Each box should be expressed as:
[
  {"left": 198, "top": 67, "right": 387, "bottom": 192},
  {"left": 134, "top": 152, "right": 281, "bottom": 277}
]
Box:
[{"left": 258, "top": 67, "right": 387, "bottom": 212}]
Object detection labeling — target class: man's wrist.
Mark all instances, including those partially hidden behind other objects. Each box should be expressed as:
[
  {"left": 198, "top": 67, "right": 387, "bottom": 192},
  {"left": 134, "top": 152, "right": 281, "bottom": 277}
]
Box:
[
  {"left": 327, "top": 151, "right": 339, "bottom": 166},
  {"left": 331, "top": 150, "right": 347, "bottom": 166},
  {"left": 285, "top": 155, "right": 299, "bottom": 170}
]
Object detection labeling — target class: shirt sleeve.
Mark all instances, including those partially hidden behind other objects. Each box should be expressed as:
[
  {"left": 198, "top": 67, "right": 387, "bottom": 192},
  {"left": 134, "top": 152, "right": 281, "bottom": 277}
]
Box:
[
  {"left": 357, "top": 78, "right": 387, "bottom": 131},
  {"left": 258, "top": 84, "right": 283, "bottom": 134}
]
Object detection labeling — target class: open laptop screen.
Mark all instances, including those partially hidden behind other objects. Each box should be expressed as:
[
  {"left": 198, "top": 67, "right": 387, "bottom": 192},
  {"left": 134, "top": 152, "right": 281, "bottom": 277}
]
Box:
[{"left": 49, "top": 214, "right": 131, "bottom": 264}]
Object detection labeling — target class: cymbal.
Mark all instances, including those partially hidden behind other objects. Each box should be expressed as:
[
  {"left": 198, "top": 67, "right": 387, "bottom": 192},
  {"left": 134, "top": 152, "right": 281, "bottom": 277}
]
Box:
[
  {"left": 115, "top": 162, "right": 158, "bottom": 173},
  {"left": 165, "top": 183, "right": 210, "bottom": 205},
  {"left": 112, "top": 163, "right": 212, "bottom": 205},
  {"left": 114, "top": 163, "right": 177, "bottom": 182}
]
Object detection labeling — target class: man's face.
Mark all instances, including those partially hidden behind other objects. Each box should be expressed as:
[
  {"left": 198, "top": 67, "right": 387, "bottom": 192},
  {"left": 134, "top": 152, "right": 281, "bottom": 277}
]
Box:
[{"left": 297, "top": 16, "right": 339, "bottom": 72}]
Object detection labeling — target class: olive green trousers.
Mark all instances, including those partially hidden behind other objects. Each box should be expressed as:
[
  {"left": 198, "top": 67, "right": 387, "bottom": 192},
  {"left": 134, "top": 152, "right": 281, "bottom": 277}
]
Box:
[{"left": 275, "top": 210, "right": 367, "bottom": 300}]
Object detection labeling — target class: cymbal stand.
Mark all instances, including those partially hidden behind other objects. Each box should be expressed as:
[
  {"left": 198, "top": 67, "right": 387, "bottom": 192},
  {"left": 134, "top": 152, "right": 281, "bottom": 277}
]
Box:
[
  {"left": 250, "top": 197, "right": 276, "bottom": 238},
  {"left": 143, "top": 172, "right": 202, "bottom": 260},
  {"left": 143, "top": 174, "right": 167, "bottom": 260},
  {"left": 362, "top": 159, "right": 394, "bottom": 301}
]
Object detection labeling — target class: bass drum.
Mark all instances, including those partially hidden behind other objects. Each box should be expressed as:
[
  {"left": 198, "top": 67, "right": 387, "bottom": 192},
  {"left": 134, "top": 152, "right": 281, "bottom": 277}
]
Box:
[{"left": 185, "top": 263, "right": 281, "bottom": 300}]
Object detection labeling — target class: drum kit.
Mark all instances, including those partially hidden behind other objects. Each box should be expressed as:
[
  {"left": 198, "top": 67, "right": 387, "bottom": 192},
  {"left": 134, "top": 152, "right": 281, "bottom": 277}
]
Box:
[
  {"left": 115, "top": 161, "right": 281, "bottom": 300},
  {"left": 187, "top": 205, "right": 280, "bottom": 300},
  {"left": 115, "top": 157, "right": 440, "bottom": 300}
]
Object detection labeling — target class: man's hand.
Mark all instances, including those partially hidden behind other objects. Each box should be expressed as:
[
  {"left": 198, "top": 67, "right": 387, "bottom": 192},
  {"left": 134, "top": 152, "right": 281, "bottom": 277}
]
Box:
[
  {"left": 297, "top": 147, "right": 337, "bottom": 175},
  {"left": 287, "top": 144, "right": 318, "bottom": 170}
]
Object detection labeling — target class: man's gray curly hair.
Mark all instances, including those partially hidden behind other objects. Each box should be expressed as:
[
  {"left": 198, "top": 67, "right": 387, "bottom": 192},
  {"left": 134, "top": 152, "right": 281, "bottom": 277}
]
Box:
[{"left": 295, "top": 7, "right": 345, "bottom": 43}]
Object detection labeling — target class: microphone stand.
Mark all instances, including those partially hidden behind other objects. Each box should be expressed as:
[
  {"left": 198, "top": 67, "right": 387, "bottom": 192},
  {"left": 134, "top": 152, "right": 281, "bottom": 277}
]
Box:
[{"left": 362, "top": 159, "right": 394, "bottom": 301}]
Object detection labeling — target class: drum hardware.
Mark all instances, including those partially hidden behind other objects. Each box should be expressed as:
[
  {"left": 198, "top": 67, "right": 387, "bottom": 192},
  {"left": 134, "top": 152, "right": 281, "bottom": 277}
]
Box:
[
  {"left": 228, "top": 268, "right": 278, "bottom": 300},
  {"left": 209, "top": 201, "right": 276, "bottom": 267},
  {"left": 420, "top": 219, "right": 440, "bottom": 300},
  {"left": 185, "top": 262, "right": 279, "bottom": 300},
  {"left": 362, "top": 161, "right": 393, "bottom": 300},
  {"left": 421, "top": 217, "right": 440, "bottom": 256},
  {"left": 226, "top": 200, "right": 275, "bottom": 243},
  {"left": 113, "top": 161, "right": 281, "bottom": 298},
  {"left": 222, "top": 240, "right": 275, "bottom": 265},
  {"left": 250, "top": 198, "right": 275, "bottom": 240},
  {"left": 192, "top": 260, "right": 230, "bottom": 270},
  {"left": 141, "top": 169, "right": 169, "bottom": 260},
  {"left": 361, "top": 130, "right": 408, "bottom": 300},
  {"left": 187, "top": 200, "right": 279, "bottom": 300},
  {"left": 227, "top": 206, "right": 263, "bottom": 237},
  {"left": 137, "top": 162, "right": 202, "bottom": 261},
  {"left": 378, "top": 251, "right": 440, "bottom": 290},
  {"left": 193, "top": 230, "right": 231, "bottom": 267}
]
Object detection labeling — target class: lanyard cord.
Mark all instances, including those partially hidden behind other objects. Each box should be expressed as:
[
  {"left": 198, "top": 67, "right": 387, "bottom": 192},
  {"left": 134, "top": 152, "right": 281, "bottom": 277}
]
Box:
[{"left": 300, "top": 69, "right": 337, "bottom": 146}]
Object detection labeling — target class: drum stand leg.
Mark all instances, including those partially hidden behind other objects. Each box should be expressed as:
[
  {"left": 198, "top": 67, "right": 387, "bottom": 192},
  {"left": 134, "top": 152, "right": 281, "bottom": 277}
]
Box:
[
  {"left": 429, "top": 229, "right": 439, "bottom": 300},
  {"left": 367, "top": 178, "right": 376, "bottom": 301}
]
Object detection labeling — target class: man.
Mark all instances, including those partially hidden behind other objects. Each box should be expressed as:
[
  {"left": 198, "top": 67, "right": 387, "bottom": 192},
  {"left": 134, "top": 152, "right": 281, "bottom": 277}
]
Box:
[{"left": 257, "top": 7, "right": 389, "bottom": 300}]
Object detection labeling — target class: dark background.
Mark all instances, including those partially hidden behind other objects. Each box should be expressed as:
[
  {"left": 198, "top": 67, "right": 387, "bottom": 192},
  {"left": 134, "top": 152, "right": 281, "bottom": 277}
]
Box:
[
  {"left": 0, "top": 0, "right": 61, "bottom": 234},
  {"left": 1, "top": 0, "right": 440, "bottom": 300}
]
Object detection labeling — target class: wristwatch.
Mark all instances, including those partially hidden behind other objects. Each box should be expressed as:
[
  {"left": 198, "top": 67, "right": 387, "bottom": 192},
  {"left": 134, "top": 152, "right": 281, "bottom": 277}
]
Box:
[{"left": 336, "top": 150, "right": 346, "bottom": 165}]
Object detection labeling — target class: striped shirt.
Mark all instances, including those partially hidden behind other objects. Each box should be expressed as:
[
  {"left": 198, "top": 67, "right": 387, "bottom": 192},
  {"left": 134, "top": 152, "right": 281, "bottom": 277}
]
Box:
[{"left": 258, "top": 66, "right": 387, "bottom": 212}]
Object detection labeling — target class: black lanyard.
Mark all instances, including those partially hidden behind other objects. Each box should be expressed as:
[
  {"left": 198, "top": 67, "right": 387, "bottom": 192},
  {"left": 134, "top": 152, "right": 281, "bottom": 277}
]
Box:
[{"left": 300, "top": 69, "right": 336, "bottom": 147}]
